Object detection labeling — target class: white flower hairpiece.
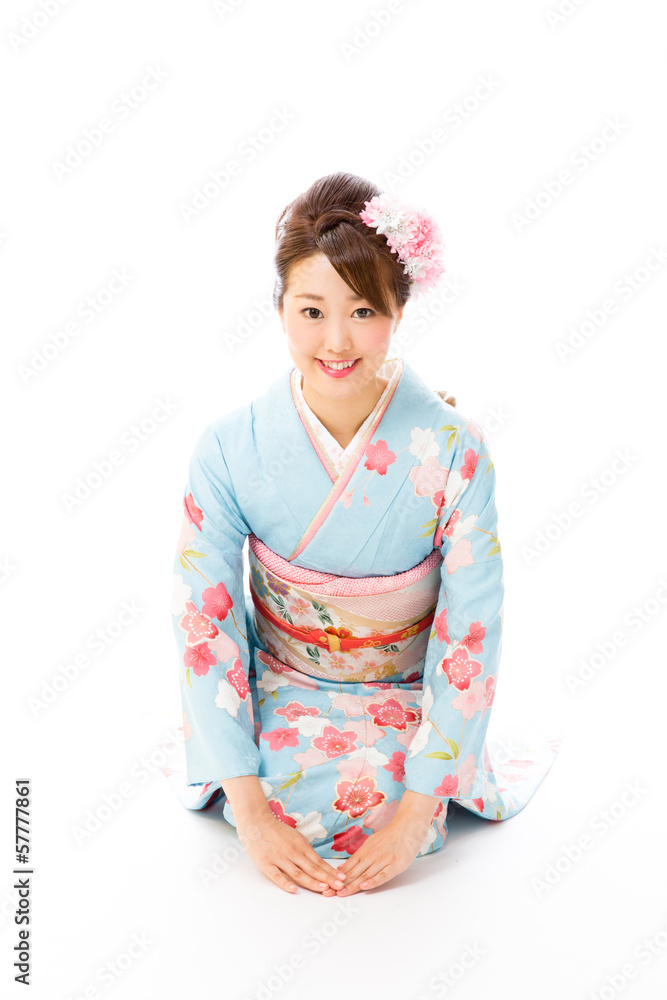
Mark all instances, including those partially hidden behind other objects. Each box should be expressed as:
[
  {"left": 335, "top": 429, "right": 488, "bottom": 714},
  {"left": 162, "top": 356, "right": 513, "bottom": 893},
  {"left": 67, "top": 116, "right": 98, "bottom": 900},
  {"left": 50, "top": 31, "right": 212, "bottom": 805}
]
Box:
[{"left": 359, "top": 192, "right": 445, "bottom": 295}]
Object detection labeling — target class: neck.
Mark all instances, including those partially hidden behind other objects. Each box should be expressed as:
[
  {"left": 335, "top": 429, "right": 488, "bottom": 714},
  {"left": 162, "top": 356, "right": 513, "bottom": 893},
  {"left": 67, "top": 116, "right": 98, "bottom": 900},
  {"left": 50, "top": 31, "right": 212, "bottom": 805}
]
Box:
[{"left": 301, "top": 368, "right": 390, "bottom": 446}]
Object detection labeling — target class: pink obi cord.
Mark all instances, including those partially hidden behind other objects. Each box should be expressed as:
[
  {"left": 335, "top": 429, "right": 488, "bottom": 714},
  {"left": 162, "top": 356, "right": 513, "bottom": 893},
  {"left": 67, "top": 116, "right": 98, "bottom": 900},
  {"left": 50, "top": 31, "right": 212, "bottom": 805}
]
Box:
[{"left": 247, "top": 533, "right": 442, "bottom": 597}]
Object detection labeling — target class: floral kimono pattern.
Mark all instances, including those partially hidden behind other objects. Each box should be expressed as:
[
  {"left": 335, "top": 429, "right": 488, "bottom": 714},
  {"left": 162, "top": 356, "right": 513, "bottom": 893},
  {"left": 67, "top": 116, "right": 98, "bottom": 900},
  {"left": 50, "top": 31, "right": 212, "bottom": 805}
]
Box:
[{"left": 162, "top": 357, "right": 561, "bottom": 858}]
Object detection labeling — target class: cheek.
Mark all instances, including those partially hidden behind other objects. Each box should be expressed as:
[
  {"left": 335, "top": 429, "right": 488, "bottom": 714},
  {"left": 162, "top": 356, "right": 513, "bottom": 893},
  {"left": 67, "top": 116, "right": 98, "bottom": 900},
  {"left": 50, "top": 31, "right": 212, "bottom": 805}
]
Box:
[{"left": 362, "top": 319, "right": 394, "bottom": 349}]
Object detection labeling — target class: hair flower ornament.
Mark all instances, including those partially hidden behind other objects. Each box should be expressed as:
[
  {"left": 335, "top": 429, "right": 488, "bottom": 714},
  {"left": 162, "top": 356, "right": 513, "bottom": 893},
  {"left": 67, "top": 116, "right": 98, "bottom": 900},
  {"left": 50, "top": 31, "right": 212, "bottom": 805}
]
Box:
[{"left": 359, "top": 192, "right": 445, "bottom": 295}]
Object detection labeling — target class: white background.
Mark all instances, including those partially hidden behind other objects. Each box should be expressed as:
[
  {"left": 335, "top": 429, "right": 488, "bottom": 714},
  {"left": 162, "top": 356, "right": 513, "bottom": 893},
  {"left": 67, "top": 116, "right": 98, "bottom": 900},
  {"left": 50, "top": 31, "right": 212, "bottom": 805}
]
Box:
[{"left": 2, "top": 1, "right": 666, "bottom": 997}]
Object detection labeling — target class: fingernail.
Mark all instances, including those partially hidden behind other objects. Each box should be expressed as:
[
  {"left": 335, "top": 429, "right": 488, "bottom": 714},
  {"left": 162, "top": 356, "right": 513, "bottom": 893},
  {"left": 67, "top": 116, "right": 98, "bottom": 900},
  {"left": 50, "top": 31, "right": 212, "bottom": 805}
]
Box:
[
  {"left": 319, "top": 882, "right": 328, "bottom": 888},
  {"left": 333, "top": 880, "right": 344, "bottom": 888}
]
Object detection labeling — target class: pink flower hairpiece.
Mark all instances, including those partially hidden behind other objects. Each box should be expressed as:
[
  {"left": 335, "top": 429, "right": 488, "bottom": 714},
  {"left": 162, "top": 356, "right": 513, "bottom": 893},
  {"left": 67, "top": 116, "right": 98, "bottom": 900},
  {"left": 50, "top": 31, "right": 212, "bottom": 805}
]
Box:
[{"left": 359, "top": 192, "right": 445, "bottom": 295}]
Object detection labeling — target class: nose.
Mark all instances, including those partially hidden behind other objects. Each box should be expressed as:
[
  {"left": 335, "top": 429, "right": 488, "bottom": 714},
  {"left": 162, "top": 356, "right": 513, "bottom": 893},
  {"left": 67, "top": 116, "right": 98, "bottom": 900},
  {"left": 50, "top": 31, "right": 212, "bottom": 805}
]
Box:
[{"left": 323, "top": 324, "right": 354, "bottom": 354}]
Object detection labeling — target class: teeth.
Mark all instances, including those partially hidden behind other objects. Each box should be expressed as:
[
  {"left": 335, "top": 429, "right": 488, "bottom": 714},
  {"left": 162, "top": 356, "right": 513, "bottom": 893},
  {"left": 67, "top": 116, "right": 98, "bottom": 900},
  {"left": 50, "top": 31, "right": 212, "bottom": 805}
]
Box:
[{"left": 321, "top": 359, "right": 356, "bottom": 369}]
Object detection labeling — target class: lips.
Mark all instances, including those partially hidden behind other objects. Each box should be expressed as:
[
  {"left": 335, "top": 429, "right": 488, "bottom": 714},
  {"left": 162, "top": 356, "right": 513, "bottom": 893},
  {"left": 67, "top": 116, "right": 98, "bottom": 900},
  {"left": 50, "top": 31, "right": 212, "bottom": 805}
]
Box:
[{"left": 316, "top": 357, "right": 360, "bottom": 378}]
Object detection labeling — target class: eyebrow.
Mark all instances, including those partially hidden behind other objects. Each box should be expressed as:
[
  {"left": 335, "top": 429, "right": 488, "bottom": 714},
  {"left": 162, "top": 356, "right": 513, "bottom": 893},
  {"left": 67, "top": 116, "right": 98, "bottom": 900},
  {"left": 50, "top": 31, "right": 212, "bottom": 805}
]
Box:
[{"left": 293, "top": 292, "right": 365, "bottom": 301}]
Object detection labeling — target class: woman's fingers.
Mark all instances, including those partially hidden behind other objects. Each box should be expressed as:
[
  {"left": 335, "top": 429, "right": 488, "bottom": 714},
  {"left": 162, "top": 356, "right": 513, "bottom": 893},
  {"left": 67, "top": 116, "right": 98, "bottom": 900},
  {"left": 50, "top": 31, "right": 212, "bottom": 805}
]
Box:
[
  {"left": 337, "top": 862, "right": 392, "bottom": 895},
  {"left": 282, "top": 859, "right": 345, "bottom": 894}
]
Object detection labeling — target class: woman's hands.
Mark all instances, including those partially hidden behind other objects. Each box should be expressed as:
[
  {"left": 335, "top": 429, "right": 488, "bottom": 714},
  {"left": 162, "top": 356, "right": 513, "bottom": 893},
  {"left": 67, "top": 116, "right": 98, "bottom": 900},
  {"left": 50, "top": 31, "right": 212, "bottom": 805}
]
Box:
[
  {"left": 333, "top": 790, "right": 441, "bottom": 896},
  {"left": 236, "top": 812, "right": 347, "bottom": 895}
]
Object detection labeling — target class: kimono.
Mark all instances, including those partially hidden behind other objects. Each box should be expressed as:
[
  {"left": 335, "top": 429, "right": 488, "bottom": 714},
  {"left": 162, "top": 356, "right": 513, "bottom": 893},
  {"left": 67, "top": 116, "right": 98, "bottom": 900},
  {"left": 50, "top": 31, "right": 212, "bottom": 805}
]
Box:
[{"left": 162, "top": 356, "right": 561, "bottom": 859}]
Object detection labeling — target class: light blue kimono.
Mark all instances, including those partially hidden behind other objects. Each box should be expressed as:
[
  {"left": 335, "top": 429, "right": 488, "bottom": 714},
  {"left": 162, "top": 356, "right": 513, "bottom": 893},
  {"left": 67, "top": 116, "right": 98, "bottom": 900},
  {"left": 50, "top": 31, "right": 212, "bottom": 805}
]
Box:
[{"left": 163, "top": 357, "right": 560, "bottom": 858}]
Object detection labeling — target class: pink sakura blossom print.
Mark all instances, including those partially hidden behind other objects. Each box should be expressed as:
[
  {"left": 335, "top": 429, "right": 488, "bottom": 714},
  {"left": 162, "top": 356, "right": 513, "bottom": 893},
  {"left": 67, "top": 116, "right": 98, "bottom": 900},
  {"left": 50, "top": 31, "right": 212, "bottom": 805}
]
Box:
[
  {"left": 366, "top": 697, "right": 420, "bottom": 731},
  {"left": 269, "top": 798, "right": 298, "bottom": 827},
  {"left": 444, "top": 538, "right": 474, "bottom": 574},
  {"left": 434, "top": 773, "right": 459, "bottom": 796},
  {"left": 333, "top": 776, "right": 386, "bottom": 818},
  {"left": 442, "top": 647, "right": 484, "bottom": 690},
  {"left": 179, "top": 602, "right": 219, "bottom": 645},
  {"left": 460, "top": 448, "right": 478, "bottom": 480},
  {"left": 226, "top": 658, "right": 250, "bottom": 700},
  {"left": 183, "top": 492, "right": 203, "bottom": 530},
  {"left": 433, "top": 607, "right": 450, "bottom": 643},
  {"left": 363, "top": 439, "right": 396, "bottom": 475},
  {"left": 409, "top": 457, "right": 449, "bottom": 497},
  {"left": 333, "top": 825, "right": 369, "bottom": 855},
  {"left": 274, "top": 700, "right": 321, "bottom": 723},
  {"left": 312, "top": 725, "right": 358, "bottom": 758},
  {"left": 202, "top": 582, "right": 233, "bottom": 621},
  {"left": 460, "top": 621, "right": 486, "bottom": 653},
  {"left": 384, "top": 751, "right": 407, "bottom": 783},
  {"left": 260, "top": 727, "right": 301, "bottom": 751},
  {"left": 184, "top": 642, "right": 217, "bottom": 678}
]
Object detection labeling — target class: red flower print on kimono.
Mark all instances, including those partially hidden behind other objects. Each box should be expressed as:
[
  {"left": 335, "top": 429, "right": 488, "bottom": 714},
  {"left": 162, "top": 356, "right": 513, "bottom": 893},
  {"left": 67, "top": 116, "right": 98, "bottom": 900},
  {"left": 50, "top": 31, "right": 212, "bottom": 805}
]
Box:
[
  {"left": 433, "top": 607, "right": 450, "bottom": 643},
  {"left": 460, "top": 621, "right": 486, "bottom": 654},
  {"left": 333, "top": 825, "right": 369, "bottom": 855},
  {"left": 442, "top": 647, "right": 484, "bottom": 690},
  {"left": 202, "top": 582, "right": 233, "bottom": 621},
  {"left": 312, "top": 725, "right": 359, "bottom": 758},
  {"left": 459, "top": 448, "right": 478, "bottom": 480},
  {"left": 274, "top": 700, "right": 321, "bottom": 724},
  {"left": 268, "top": 798, "right": 298, "bottom": 827},
  {"left": 183, "top": 492, "right": 203, "bottom": 530},
  {"left": 184, "top": 642, "right": 217, "bottom": 678},
  {"left": 366, "top": 697, "right": 420, "bottom": 731},
  {"left": 333, "top": 776, "right": 386, "bottom": 818},
  {"left": 434, "top": 773, "right": 459, "bottom": 796},
  {"left": 384, "top": 750, "right": 407, "bottom": 783},
  {"left": 364, "top": 439, "right": 396, "bottom": 475},
  {"left": 260, "top": 727, "right": 300, "bottom": 751},
  {"left": 226, "top": 658, "right": 250, "bottom": 700},
  {"left": 178, "top": 601, "right": 219, "bottom": 645}
]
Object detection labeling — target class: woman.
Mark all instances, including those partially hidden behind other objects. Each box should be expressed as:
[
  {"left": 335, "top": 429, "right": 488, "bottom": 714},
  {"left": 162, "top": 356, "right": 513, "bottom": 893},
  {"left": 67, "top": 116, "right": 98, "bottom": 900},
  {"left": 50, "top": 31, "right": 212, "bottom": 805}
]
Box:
[{"left": 164, "top": 172, "right": 560, "bottom": 897}]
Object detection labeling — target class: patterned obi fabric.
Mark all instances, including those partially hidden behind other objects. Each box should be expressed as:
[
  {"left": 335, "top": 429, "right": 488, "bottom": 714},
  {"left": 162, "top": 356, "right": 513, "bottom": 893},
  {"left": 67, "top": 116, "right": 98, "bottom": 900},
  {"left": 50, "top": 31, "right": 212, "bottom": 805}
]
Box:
[{"left": 247, "top": 534, "right": 442, "bottom": 683}]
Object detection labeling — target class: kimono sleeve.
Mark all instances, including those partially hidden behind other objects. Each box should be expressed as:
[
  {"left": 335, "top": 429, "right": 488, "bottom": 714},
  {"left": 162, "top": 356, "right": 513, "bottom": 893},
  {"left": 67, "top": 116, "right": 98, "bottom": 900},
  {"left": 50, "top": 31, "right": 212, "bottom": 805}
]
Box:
[
  {"left": 403, "top": 422, "right": 503, "bottom": 803},
  {"left": 171, "top": 420, "right": 260, "bottom": 785}
]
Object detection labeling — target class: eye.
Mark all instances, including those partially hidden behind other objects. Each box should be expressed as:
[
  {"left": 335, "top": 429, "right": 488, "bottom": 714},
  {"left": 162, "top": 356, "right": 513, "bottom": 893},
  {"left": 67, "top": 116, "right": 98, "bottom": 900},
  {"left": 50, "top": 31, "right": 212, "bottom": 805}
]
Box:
[
  {"left": 302, "top": 307, "right": 323, "bottom": 319},
  {"left": 354, "top": 307, "right": 374, "bottom": 318}
]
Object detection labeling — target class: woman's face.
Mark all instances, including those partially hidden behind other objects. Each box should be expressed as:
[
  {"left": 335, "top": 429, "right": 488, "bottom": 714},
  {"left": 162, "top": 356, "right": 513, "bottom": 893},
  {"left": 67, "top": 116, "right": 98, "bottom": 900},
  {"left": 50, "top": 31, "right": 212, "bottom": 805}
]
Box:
[{"left": 278, "top": 253, "right": 404, "bottom": 400}]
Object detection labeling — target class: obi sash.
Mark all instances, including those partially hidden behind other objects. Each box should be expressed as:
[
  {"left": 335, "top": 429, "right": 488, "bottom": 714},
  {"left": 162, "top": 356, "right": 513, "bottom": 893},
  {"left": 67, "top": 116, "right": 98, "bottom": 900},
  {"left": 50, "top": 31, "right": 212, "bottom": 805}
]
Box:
[{"left": 247, "top": 533, "right": 442, "bottom": 683}]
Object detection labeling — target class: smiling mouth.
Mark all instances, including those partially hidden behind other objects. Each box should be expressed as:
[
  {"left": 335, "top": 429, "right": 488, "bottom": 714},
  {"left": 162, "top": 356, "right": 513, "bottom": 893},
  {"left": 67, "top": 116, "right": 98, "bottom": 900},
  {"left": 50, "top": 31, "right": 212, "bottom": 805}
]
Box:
[{"left": 317, "top": 358, "right": 360, "bottom": 369}]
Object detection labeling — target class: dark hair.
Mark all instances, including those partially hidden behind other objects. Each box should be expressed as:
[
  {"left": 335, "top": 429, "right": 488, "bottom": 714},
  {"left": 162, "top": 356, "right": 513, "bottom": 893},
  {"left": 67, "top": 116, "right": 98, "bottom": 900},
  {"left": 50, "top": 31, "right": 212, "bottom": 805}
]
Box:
[
  {"left": 272, "top": 170, "right": 455, "bottom": 407},
  {"left": 272, "top": 171, "right": 411, "bottom": 317}
]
